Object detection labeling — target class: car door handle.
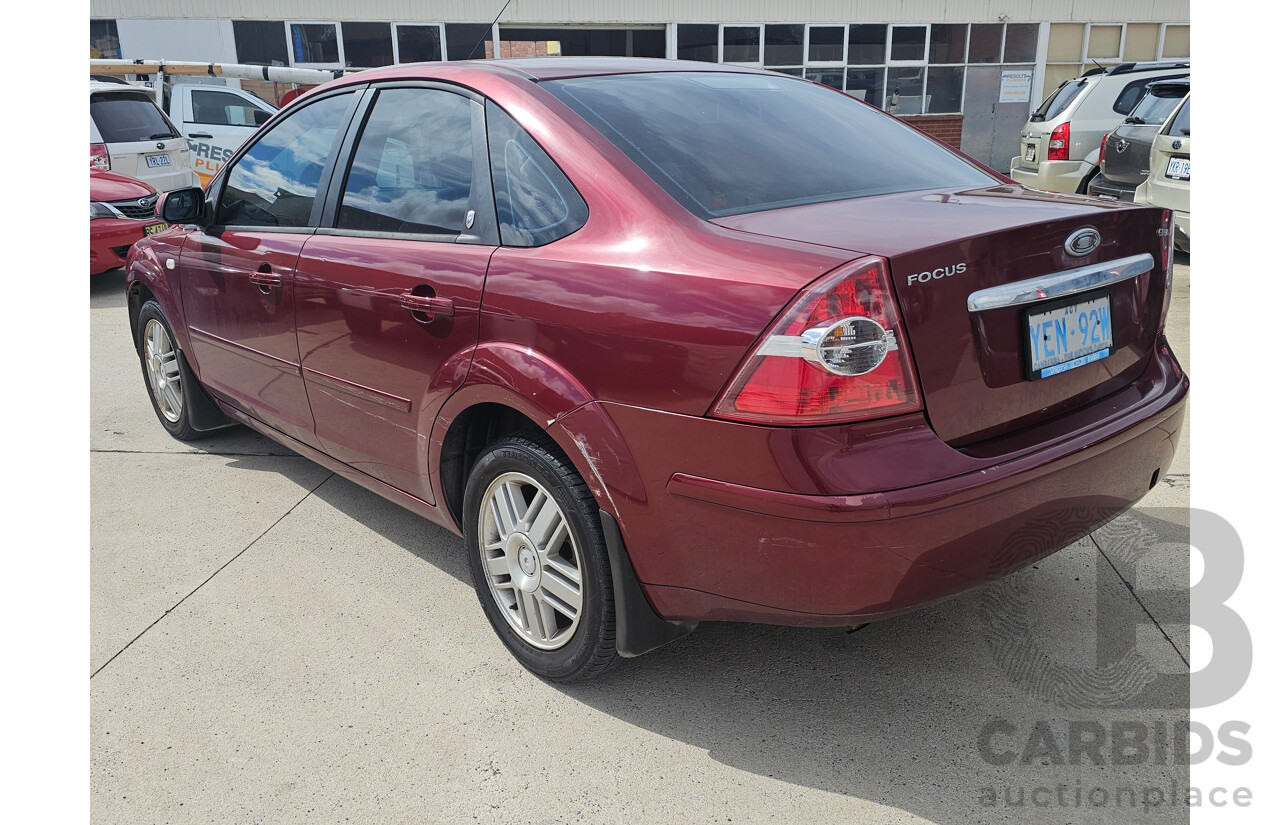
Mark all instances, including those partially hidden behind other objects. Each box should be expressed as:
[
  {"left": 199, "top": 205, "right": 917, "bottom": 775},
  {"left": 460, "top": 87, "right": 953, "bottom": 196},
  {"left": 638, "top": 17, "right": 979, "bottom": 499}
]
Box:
[
  {"left": 399, "top": 292, "right": 455, "bottom": 320},
  {"left": 187, "top": 132, "right": 214, "bottom": 139},
  {"left": 249, "top": 267, "right": 283, "bottom": 291}
]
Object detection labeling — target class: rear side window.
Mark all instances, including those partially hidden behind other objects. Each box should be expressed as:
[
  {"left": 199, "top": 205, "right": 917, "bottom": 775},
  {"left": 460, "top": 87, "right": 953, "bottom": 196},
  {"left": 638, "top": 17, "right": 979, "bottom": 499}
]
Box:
[
  {"left": 485, "top": 101, "right": 587, "bottom": 247},
  {"left": 219, "top": 92, "right": 355, "bottom": 228},
  {"left": 90, "top": 92, "right": 178, "bottom": 142},
  {"left": 1033, "top": 80, "right": 1086, "bottom": 121},
  {"left": 544, "top": 72, "right": 992, "bottom": 219},
  {"left": 336, "top": 88, "right": 476, "bottom": 236},
  {"left": 1167, "top": 96, "right": 1191, "bottom": 136}
]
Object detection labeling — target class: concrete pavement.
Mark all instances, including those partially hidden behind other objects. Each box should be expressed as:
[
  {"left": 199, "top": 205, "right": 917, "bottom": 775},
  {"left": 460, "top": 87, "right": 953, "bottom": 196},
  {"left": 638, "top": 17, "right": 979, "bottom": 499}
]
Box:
[{"left": 91, "top": 255, "right": 1192, "bottom": 824}]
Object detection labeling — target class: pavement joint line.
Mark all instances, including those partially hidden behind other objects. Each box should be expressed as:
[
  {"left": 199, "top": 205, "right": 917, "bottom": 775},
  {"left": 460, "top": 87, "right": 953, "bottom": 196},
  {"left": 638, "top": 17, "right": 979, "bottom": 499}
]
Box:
[
  {"left": 1089, "top": 533, "right": 1191, "bottom": 668},
  {"left": 90, "top": 449, "right": 303, "bottom": 457},
  {"left": 90, "top": 470, "right": 337, "bottom": 680}
]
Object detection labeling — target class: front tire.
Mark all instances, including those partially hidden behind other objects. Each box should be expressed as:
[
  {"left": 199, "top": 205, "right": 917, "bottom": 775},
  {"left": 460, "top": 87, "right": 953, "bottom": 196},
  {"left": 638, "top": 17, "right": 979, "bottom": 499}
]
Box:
[
  {"left": 463, "top": 432, "right": 618, "bottom": 682},
  {"left": 135, "top": 300, "right": 211, "bottom": 441}
]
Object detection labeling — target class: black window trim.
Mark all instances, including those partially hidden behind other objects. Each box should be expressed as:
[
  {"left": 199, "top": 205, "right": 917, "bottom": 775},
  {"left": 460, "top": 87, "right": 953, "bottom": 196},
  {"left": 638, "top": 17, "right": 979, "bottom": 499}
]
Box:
[
  {"left": 316, "top": 80, "right": 500, "bottom": 247},
  {"left": 206, "top": 84, "right": 368, "bottom": 234}
]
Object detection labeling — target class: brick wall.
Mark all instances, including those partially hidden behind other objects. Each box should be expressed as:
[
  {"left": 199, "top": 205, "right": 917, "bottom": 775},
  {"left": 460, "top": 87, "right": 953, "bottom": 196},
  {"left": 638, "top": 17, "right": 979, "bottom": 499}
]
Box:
[{"left": 897, "top": 114, "right": 964, "bottom": 150}]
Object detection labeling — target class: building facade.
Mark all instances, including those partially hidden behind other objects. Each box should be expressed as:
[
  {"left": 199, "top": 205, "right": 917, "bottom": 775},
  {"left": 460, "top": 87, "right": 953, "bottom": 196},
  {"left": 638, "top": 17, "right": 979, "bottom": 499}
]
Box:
[{"left": 89, "top": 1, "right": 1191, "bottom": 170}]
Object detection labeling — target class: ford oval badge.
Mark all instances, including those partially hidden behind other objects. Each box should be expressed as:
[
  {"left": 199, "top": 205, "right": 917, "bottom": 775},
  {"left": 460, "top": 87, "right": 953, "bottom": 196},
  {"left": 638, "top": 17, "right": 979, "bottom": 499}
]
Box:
[{"left": 1065, "top": 227, "right": 1101, "bottom": 257}]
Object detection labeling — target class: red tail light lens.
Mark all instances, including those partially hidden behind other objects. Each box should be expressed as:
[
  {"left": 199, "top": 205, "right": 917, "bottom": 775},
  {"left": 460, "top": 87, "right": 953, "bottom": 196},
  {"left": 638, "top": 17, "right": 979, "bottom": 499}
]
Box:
[
  {"left": 1158, "top": 209, "right": 1175, "bottom": 331},
  {"left": 90, "top": 143, "right": 111, "bottom": 172},
  {"left": 1098, "top": 132, "right": 1109, "bottom": 166},
  {"left": 712, "top": 256, "right": 922, "bottom": 425},
  {"left": 1048, "top": 122, "right": 1070, "bottom": 161}
]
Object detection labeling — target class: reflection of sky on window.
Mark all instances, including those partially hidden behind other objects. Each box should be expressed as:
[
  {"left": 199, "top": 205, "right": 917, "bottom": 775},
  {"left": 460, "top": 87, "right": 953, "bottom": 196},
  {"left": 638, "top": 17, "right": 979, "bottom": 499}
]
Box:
[
  {"left": 341, "top": 186, "right": 467, "bottom": 232},
  {"left": 230, "top": 122, "right": 339, "bottom": 205}
]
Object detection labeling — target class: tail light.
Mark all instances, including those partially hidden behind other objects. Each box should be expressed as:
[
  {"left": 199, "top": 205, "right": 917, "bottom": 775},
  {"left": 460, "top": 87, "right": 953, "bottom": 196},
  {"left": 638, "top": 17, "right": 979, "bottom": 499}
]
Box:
[
  {"left": 1047, "top": 122, "right": 1070, "bottom": 161},
  {"left": 90, "top": 143, "right": 111, "bottom": 171},
  {"left": 1098, "top": 132, "right": 1109, "bottom": 166},
  {"left": 712, "top": 256, "right": 922, "bottom": 425},
  {"left": 1158, "top": 209, "right": 1175, "bottom": 331}
]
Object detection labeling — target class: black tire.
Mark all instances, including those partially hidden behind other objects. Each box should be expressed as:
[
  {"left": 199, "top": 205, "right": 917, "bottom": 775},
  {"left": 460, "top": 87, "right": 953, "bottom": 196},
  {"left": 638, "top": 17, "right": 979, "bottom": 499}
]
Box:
[
  {"left": 135, "top": 300, "right": 213, "bottom": 441},
  {"left": 462, "top": 431, "right": 618, "bottom": 682},
  {"left": 1076, "top": 166, "right": 1100, "bottom": 195}
]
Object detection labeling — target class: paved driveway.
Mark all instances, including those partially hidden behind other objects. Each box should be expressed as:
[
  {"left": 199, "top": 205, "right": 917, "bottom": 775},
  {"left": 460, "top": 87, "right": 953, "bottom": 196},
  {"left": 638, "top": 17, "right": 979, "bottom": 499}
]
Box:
[{"left": 91, "top": 256, "right": 1192, "bottom": 824}]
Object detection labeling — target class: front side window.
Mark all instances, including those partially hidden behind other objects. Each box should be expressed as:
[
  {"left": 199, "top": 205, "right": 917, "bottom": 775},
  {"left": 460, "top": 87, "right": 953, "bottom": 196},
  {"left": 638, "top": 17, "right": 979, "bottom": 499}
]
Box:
[
  {"left": 191, "top": 89, "right": 270, "bottom": 127},
  {"left": 336, "top": 88, "right": 475, "bottom": 236},
  {"left": 219, "top": 92, "right": 355, "bottom": 228},
  {"left": 486, "top": 102, "right": 587, "bottom": 247},
  {"left": 545, "top": 72, "right": 993, "bottom": 219}
]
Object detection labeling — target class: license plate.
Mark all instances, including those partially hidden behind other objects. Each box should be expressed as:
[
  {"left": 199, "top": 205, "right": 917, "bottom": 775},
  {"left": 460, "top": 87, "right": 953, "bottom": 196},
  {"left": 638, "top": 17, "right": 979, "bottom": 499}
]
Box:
[
  {"left": 1024, "top": 144, "right": 1036, "bottom": 162},
  {"left": 143, "top": 222, "right": 168, "bottom": 236},
  {"left": 1166, "top": 157, "right": 1190, "bottom": 180},
  {"left": 146, "top": 154, "right": 171, "bottom": 168},
  {"left": 1025, "top": 293, "right": 1113, "bottom": 379}
]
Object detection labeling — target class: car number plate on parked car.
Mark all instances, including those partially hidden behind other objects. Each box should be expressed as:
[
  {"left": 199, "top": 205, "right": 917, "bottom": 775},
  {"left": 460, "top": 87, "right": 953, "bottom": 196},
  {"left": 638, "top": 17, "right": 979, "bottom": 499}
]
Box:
[
  {"left": 1025, "top": 293, "right": 1113, "bottom": 380},
  {"left": 1166, "top": 157, "right": 1190, "bottom": 180},
  {"left": 146, "top": 154, "right": 171, "bottom": 168},
  {"left": 143, "top": 222, "right": 168, "bottom": 236},
  {"left": 1024, "top": 144, "right": 1036, "bottom": 162}
]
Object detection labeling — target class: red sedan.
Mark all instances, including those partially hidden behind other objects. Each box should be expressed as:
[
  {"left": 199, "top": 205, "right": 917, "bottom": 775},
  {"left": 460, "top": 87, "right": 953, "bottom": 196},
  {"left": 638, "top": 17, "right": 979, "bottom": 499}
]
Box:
[
  {"left": 90, "top": 170, "right": 167, "bottom": 274},
  {"left": 125, "top": 59, "right": 1187, "bottom": 681}
]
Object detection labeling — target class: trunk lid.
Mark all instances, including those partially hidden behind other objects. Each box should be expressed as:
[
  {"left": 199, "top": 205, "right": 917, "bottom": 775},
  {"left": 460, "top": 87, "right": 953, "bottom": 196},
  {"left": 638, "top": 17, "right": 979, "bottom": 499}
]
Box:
[
  {"left": 1101, "top": 124, "right": 1159, "bottom": 186},
  {"left": 714, "top": 186, "right": 1168, "bottom": 445}
]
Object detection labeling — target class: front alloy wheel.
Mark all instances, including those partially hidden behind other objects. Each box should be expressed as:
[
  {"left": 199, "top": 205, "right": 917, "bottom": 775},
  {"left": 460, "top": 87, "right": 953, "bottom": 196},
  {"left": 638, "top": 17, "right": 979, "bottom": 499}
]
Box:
[{"left": 143, "top": 318, "right": 183, "bottom": 423}]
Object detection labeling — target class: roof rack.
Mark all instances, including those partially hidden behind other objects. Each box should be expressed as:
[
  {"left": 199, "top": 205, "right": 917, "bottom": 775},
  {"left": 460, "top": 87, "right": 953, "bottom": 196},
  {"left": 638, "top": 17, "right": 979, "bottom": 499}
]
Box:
[{"left": 1106, "top": 61, "right": 1191, "bottom": 76}]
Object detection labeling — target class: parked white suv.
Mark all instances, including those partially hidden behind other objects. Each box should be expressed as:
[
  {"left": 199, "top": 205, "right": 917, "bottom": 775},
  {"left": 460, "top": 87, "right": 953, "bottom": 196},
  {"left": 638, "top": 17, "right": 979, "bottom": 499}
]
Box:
[
  {"left": 89, "top": 81, "right": 200, "bottom": 192},
  {"left": 1009, "top": 61, "right": 1189, "bottom": 194}
]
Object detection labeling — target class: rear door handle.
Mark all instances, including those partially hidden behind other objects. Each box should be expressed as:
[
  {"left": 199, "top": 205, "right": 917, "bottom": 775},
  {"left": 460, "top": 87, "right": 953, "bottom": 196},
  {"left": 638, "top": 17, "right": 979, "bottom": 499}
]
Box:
[
  {"left": 187, "top": 132, "right": 214, "bottom": 139},
  {"left": 399, "top": 292, "right": 455, "bottom": 320}
]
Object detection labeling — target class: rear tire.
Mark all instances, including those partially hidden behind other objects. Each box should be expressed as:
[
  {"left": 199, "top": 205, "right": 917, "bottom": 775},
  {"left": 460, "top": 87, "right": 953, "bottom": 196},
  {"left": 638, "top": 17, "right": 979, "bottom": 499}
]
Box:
[{"left": 463, "top": 432, "right": 618, "bottom": 682}]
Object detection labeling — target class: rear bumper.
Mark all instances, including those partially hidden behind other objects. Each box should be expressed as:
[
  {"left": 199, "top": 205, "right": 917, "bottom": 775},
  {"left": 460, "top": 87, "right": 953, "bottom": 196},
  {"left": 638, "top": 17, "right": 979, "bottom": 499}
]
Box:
[
  {"left": 1009, "top": 158, "right": 1093, "bottom": 194},
  {"left": 564, "top": 344, "right": 1187, "bottom": 626},
  {"left": 1085, "top": 174, "right": 1138, "bottom": 201}
]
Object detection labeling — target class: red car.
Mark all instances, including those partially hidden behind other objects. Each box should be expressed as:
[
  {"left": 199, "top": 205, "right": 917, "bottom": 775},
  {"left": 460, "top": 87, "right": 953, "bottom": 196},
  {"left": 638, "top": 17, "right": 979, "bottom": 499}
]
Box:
[
  {"left": 125, "top": 59, "right": 1187, "bottom": 682},
  {"left": 90, "top": 170, "right": 167, "bottom": 274}
]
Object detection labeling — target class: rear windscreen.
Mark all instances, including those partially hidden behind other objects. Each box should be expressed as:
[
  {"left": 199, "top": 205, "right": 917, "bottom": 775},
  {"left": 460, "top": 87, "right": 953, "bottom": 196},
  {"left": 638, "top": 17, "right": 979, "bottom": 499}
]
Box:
[
  {"left": 543, "top": 72, "right": 994, "bottom": 219},
  {"left": 1033, "top": 80, "right": 1086, "bottom": 121},
  {"left": 90, "top": 92, "right": 177, "bottom": 143},
  {"left": 1128, "top": 86, "right": 1187, "bottom": 125}
]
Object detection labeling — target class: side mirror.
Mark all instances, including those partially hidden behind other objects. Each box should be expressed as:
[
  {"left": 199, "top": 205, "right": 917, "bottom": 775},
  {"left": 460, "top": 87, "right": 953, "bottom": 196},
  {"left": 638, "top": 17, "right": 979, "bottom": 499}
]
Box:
[
  {"left": 158, "top": 187, "right": 206, "bottom": 225},
  {"left": 253, "top": 109, "right": 272, "bottom": 126}
]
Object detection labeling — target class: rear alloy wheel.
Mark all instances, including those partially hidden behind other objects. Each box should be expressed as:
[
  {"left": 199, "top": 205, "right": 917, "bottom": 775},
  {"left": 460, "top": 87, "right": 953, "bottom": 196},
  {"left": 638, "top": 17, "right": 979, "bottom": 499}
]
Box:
[
  {"left": 463, "top": 433, "right": 617, "bottom": 681},
  {"left": 135, "top": 300, "right": 210, "bottom": 441}
]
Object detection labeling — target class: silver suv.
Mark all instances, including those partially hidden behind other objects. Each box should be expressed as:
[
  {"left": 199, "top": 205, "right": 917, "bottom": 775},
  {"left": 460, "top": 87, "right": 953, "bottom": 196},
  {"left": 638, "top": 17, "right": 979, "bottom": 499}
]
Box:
[{"left": 1009, "top": 61, "right": 1189, "bottom": 194}]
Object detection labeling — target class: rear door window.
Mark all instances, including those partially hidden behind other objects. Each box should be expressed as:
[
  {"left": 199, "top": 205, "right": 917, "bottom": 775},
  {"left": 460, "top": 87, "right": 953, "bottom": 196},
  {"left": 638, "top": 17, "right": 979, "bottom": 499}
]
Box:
[
  {"left": 218, "top": 91, "right": 356, "bottom": 228},
  {"left": 90, "top": 92, "right": 178, "bottom": 142},
  {"left": 485, "top": 101, "right": 587, "bottom": 247},
  {"left": 335, "top": 87, "right": 477, "bottom": 237}
]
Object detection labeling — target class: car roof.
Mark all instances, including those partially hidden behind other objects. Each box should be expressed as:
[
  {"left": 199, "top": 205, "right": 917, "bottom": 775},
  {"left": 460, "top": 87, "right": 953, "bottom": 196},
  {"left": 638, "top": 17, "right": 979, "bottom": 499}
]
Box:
[{"left": 347, "top": 56, "right": 769, "bottom": 85}]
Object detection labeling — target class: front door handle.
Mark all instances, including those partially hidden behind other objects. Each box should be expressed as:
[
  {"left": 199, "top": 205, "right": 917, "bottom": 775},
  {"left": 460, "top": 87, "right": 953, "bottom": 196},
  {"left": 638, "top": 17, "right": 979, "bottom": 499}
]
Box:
[
  {"left": 249, "top": 265, "right": 283, "bottom": 292},
  {"left": 400, "top": 292, "right": 455, "bottom": 321}
]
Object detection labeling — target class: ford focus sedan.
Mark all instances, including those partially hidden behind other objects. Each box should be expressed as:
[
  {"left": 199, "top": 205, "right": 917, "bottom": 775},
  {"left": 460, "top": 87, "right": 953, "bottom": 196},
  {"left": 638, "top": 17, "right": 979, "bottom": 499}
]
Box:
[{"left": 125, "top": 58, "right": 1187, "bottom": 682}]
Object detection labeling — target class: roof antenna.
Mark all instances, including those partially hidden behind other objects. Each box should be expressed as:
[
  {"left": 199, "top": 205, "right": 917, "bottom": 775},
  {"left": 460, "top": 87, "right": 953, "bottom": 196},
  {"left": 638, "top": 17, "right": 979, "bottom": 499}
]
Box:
[{"left": 467, "top": 0, "right": 516, "bottom": 60}]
